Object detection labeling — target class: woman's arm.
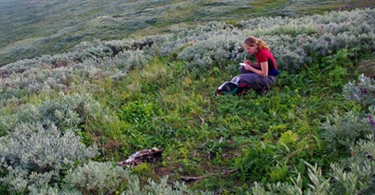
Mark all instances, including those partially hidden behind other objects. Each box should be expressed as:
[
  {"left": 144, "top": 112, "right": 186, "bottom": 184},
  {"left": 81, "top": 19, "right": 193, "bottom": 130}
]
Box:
[
  {"left": 250, "top": 61, "right": 260, "bottom": 68},
  {"left": 244, "top": 61, "right": 269, "bottom": 77}
]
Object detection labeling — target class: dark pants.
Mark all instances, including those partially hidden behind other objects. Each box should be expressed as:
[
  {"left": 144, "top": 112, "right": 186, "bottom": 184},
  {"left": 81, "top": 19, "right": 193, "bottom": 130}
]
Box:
[{"left": 239, "top": 66, "right": 276, "bottom": 91}]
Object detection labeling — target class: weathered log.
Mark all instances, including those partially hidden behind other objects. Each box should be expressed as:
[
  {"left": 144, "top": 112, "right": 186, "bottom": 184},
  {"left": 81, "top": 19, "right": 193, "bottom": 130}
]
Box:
[{"left": 116, "top": 147, "right": 163, "bottom": 167}]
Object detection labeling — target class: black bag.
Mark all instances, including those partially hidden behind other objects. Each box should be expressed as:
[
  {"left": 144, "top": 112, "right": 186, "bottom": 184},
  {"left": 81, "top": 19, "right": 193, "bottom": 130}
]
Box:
[{"left": 216, "top": 76, "right": 250, "bottom": 96}]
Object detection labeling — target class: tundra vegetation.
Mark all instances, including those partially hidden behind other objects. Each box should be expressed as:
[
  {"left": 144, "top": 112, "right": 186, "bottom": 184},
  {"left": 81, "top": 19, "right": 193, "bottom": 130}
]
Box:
[{"left": 0, "top": 0, "right": 375, "bottom": 194}]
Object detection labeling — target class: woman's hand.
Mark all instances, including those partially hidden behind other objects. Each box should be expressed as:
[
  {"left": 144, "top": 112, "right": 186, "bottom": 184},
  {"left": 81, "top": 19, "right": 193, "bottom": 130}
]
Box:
[
  {"left": 243, "top": 59, "right": 251, "bottom": 66},
  {"left": 242, "top": 59, "right": 251, "bottom": 71},
  {"left": 244, "top": 63, "right": 253, "bottom": 71}
]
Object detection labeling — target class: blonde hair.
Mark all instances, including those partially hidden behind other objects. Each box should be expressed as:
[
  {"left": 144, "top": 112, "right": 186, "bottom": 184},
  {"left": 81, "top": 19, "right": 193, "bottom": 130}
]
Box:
[{"left": 244, "top": 36, "right": 270, "bottom": 50}]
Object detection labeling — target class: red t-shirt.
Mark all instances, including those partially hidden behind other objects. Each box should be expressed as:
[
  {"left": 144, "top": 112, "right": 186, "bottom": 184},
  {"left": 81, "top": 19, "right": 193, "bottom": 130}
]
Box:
[{"left": 256, "top": 49, "right": 277, "bottom": 72}]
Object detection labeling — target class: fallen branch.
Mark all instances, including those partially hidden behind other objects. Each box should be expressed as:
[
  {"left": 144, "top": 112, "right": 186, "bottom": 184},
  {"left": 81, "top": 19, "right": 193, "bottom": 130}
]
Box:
[
  {"left": 180, "top": 176, "right": 206, "bottom": 182},
  {"left": 181, "top": 169, "right": 238, "bottom": 183}
]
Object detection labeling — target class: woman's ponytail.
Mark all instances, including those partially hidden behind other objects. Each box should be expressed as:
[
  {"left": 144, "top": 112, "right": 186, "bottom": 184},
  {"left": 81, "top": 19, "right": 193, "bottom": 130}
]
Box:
[{"left": 244, "top": 36, "right": 270, "bottom": 50}]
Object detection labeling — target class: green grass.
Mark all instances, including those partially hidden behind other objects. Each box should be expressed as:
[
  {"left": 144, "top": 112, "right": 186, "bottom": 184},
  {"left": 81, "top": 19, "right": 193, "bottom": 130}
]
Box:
[
  {"left": 251, "top": 0, "right": 291, "bottom": 13},
  {"left": 79, "top": 54, "right": 359, "bottom": 191}
]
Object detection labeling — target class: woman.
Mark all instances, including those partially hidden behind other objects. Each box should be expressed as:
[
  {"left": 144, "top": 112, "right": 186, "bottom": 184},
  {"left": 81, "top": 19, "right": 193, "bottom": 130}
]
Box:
[{"left": 240, "top": 36, "right": 279, "bottom": 95}]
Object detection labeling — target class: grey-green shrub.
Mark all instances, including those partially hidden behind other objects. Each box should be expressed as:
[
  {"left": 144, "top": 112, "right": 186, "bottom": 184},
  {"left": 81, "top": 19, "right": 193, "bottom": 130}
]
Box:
[
  {"left": 121, "top": 176, "right": 214, "bottom": 195},
  {"left": 0, "top": 122, "right": 98, "bottom": 193},
  {"left": 174, "top": 8, "right": 374, "bottom": 75},
  {"left": 343, "top": 74, "right": 375, "bottom": 107},
  {"left": 321, "top": 109, "right": 375, "bottom": 156},
  {"left": 329, "top": 134, "right": 375, "bottom": 194},
  {"left": 65, "top": 161, "right": 213, "bottom": 195},
  {"left": 64, "top": 161, "right": 130, "bottom": 194},
  {"left": 0, "top": 92, "right": 106, "bottom": 133},
  {"left": 0, "top": 38, "right": 154, "bottom": 103}
]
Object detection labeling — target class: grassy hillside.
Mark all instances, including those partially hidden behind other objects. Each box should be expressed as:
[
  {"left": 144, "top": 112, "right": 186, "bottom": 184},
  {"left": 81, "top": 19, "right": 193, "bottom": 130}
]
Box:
[
  {"left": 0, "top": 0, "right": 375, "bottom": 194},
  {"left": 1, "top": 0, "right": 374, "bottom": 66}
]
